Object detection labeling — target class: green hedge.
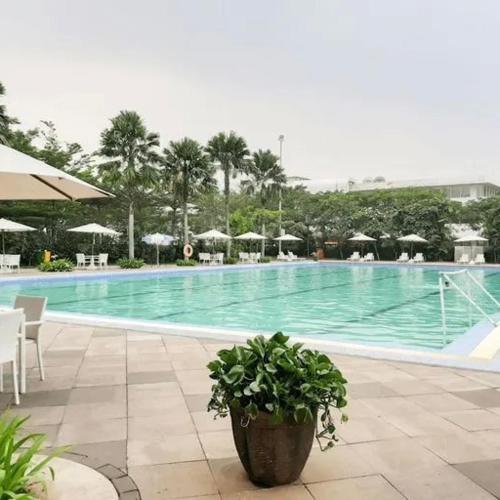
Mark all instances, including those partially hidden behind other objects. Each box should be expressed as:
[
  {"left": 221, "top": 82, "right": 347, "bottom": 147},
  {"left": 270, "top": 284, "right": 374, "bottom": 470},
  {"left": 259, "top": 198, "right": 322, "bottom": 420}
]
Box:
[
  {"left": 117, "top": 258, "right": 144, "bottom": 269},
  {"left": 38, "top": 259, "right": 74, "bottom": 272},
  {"left": 176, "top": 259, "right": 196, "bottom": 266}
]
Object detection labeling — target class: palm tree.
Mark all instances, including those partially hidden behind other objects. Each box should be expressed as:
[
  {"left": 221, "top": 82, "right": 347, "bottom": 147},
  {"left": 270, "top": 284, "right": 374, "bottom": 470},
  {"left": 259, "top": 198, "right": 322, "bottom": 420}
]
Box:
[
  {"left": 242, "top": 149, "right": 286, "bottom": 255},
  {"left": 163, "top": 138, "right": 215, "bottom": 249},
  {"left": 0, "top": 82, "right": 17, "bottom": 145},
  {"left": 98, "top": 111, "right": 160, "bottom": 259},
  {"left": 206, "top": 132, "right": 249, "bottom": 256}
]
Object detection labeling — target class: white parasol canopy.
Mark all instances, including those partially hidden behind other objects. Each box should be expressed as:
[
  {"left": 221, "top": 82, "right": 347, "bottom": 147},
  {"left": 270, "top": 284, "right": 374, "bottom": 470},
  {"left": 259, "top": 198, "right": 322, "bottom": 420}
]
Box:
[
  {"left": 0, "top": 218, "right": 36, "bottom": 256},
  {"left": 0, "top": 144, "right": 112, "bottom": 201},
  {"left": 454, "top": 235, "right": 488, "bottom": 243},
  {"left": 397, "top": 234, "right": 428, "bottom": 243},
  {"left": 195, "top": 229, "right": 231, "bottom": 240},
  {"left": 68, "top": 223, "right": 120, "bottom": 255},
  {"left": 348, "top": 232, "right": 376, "bottom": 242},
  {"left": 142, "top": 233, "right": 175, "bottom": 266},
  {"left": 274, "top": 234, "right": 302, "bottom": 241},
  {"left": 235, "top": 232, "right": 266, "bottom": 240}
]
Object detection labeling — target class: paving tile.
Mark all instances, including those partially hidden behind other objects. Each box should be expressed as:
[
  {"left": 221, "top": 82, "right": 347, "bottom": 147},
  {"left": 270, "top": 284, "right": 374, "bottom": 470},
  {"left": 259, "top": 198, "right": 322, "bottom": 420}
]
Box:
[
  {"left": 128, "top": 414, "right": 195, "bottom": 440},
  {"left": 301, "top": 445, "right": 374, "bottom": 483},
  {"left": 87, "top": 337, "right": 126, "bottom": 356},
  {"left": 68, "top": 385, "right": 126, "bottom": 405},
  {"left": 430, "top": 374, "right": 488, "bottom": 392},
  {"left": 407, "top": 393, "right": 478, "bottom": 413},
  {"left": 93, "top": 328, "right": 126, "bottom": 337},
  {"left": 306, "top": 474, "right": 405, "bottom": 500},
  {"left": 185, "top": 393, "right": 211, "bottom": 412},
  {"left": 460, "top": 371, "right": 500, "bottom": 388},
  {"left": 192, "top": 411, "right": 233, "bottom": 433},
  {"left": 22, "top": 424, "right": 59, "bottom": 448},
  {"left": 127, "top": 384, "right": 185, "bottom": 417},
  {"left": 18, "top": 389, "right": 71, "bottom": 408},
  {"left": 221, "top": 485, "right": 314, "bottom": 499},
  {"left": 208, "top": 458, "right": 259, "bottom": 494},
  {"left": 75, "top": 366, "right": 126, "bottom": 387},
  {"left": 129, "top": 461, "right": 218, "bottom": 499},
  {"left": 63, "top": 401, "right": 126, "bottom": 422},
  {"left": 127, "top": 341, "right": 166, "bottom": 355},
  {"left": 198, "top": 430, "right": 237, "bottom": 459},
  {"left": 127, "top": 433, "right": 204, "bottom": 466},
  {"left": 56, "top": 417, "right": 127, "bottom": 445},
  {"left": 390, "top": 464, "right": 495, "bottom": 500},
  {"left": 362, "top": 397, "right": 462, "bottom": 436},
  {"left": 382, "top": 379, "right": 443, "bottom": 396},
  {"left": 127, "top": 370, "right": 176, "bottom": 385},
  {"left": 69, "top": 440, "right": 127, "bottom": 469},
  {"left": 9, "top": 405, "right": 65, "bottom": 426},
  {"left": 347, "top": 382, "right": 398, "bottom": 399},
  {"left": 455, "top": 459, "right": 500, "bottom": 498},
  {"left": 337, "top": 417, "right": 405, "bottom": 443},
  {"left": 452, "top": 389, "right": 500, "bottom": 408},
  {"left": 442, "top": 409, "right": 500, "bottom": 431},
  {"left": 417, "top": 429, "right": 500, "bottom": 463}
]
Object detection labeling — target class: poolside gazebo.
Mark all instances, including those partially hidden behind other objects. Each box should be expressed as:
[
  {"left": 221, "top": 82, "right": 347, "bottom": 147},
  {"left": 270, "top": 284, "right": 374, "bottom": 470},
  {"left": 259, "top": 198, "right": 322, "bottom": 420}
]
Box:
[{"left": 454, "top": 234, "right": 488, "bottom": 263}]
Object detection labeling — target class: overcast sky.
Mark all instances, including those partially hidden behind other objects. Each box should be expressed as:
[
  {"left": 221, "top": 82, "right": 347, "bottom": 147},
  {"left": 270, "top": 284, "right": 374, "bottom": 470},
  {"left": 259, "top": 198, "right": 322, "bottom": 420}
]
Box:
[{"left": 1, "top": 0, "right": 500, "bottom": 182}]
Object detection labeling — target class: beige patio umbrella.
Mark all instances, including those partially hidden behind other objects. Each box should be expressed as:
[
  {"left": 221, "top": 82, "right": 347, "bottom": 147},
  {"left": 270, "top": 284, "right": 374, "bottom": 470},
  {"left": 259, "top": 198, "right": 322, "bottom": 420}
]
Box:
[
  {"left": 397, "top": 234, "right": 428, "bottom": 259},
  {"left": 0, "top": 144, "right": 112, "bottom": 200},
  {"left": 348, "top": 232, "right": 377, "bottom": 257}
]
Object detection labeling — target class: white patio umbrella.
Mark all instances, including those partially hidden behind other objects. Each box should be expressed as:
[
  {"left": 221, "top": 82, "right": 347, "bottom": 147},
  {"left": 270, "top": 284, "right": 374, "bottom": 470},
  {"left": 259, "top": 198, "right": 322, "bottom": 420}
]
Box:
[
  {"left": 397, "top": 234, "right": 428, "bottom": 258},
  {"left": 348, "top": 232, "right": 377, "bottom": 257},
  {"left": 195, "top": 229, "right": 231, "bottom": 252},
  {"left": 142, "top": 233, "right": 175, "bottom": 266},
  {"left": 0, "top": 218, "right": 36, "bottom": 256},
  {"left": 274, "top": 234, "right": 302, "bottom": 242},
  {"left": 0, "top": 144, "right": 112, "bottom": 200},
  {"left": 235, "top": 231, "right": 266, "bottom": 253},
  {"left": 68, "top": 223, "right": 121, "bottom": 255}
]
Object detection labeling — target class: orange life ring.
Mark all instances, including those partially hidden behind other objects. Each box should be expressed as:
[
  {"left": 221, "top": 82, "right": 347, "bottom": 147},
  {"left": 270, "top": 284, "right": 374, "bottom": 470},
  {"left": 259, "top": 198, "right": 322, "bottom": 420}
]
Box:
[{"left": 183, "top": 244, "right": 193, "bottom": 258}]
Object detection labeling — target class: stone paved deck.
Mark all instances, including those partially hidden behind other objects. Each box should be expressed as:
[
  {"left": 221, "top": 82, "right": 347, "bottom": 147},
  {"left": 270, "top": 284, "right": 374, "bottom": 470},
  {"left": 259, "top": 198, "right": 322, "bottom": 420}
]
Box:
[{"left": 3, "top": 322, "right": 500, "bottom": 499}]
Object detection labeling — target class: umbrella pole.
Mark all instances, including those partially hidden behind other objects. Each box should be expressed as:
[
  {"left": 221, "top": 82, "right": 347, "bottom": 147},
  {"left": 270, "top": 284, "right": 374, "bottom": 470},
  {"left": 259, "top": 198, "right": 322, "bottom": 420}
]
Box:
[
  {"left": 2, "top": 231, "right": 4, "bottom": 257},
  {"left": 92, "top": 233, "right": 95, "bottom": 256},
  {"left": 157, "top": 244, "right": 160, "bottom": 266}
]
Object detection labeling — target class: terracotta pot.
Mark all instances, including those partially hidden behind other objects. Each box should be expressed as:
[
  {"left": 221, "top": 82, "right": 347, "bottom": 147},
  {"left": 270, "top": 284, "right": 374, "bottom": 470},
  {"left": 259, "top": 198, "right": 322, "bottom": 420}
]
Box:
[{"left": 230, "top": 408, "right": 315, "bottom": 487}]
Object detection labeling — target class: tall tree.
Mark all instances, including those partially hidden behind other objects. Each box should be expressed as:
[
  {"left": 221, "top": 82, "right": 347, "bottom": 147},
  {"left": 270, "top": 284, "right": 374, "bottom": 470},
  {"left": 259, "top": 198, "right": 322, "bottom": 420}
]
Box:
[
  {"left": 99, "top": 111, "right": 160, "bottom": 259},
  {"left": 0, "top": 81, "right": 18, "bottom": 145},
  {"left": 206, "top": 131, "right": 249, "bottom": 256},
  {"left": 242, "top": 149, "right": 286, "bottom": 255},
  {"left": 163, "top": 138, "right": 215, "bottom": 250}
]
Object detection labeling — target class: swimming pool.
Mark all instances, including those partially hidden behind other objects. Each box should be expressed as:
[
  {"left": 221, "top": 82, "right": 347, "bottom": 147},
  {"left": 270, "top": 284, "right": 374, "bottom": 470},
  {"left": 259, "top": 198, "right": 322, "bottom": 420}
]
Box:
[{"left": 0, "top": 263, "right": 498, "bottom": 350}]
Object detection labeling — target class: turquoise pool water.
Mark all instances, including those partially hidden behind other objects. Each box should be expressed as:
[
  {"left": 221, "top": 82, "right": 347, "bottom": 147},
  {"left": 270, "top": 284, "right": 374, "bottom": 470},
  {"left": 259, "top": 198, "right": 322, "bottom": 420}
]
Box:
[{"left": 0, "top": 264, "right": 499, "bottom": 350}]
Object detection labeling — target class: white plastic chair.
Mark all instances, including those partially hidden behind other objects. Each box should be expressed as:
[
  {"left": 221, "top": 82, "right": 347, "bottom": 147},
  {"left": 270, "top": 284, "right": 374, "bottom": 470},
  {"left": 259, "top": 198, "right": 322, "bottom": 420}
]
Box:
[
  {"left": 98, "top": 253, "right": 109, "bottom": 269},
  {"left": 364, "top": 252, "right": 375, "bottom": 262},
  {"left": 255, "top": 252, "right": 261, "bottom": 263},
  {"left": 76, "top": 253, "right": 86, "bottom": 269},
  {"left": 347, "top": 252, "right": 361, "bottom": 262},
  {"left": 397, "top": 252, "right": 409, "bottom": 262},
  {"left": 277, "top": 251, "right": 287, "bottom": 261},
  {"left": 216, "top": 253, "right": 224, "bottom": 265},
  {"left": 4, "top": 255, "right": 20, "bottom": 272},
  {"left": 14, "top": 295, "right": 47, "bottom": 381},
  {"left": 474, "top": 253, "right": 485, "bottom": 264},
  {"left": 287, "top": 251, "right": 297, "bottom": 261},
  {"left": 413, "top": 253, "right": 424, "bottom": 263},
  {"left": 0, "top": 310, "right": 23, "bottom": 405},
  {"left": 458, "top": 254, "right": 470, "bottom": 264},
  {"left": 239, "top": 252, "right": 249, "bottom": 263}
]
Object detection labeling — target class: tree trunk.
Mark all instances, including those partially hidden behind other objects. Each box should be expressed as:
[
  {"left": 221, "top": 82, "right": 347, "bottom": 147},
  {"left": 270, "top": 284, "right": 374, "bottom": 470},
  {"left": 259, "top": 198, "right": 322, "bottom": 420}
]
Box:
[
  {"left": 183, "top": 199, "right": 189, "bottom": 259},
  {"left": 128, "top": 202, "right": 135, "bottom": 259},
  {"left": 224, "top": 167, "right": 231, "bottom": 257},
  {"left": 261, "top": 221, "right": 266, "bottom": 256}
]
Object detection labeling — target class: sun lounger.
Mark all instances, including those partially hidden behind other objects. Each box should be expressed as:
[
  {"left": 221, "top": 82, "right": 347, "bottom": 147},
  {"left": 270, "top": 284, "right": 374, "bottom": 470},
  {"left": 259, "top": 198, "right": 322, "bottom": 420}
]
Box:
[
  {"left": 277, "top": 251, "right": 288, "bottom": 261},
  {"left": 458, "top": 254, "right": 470, "bottom": 264},
  {"left": 364, "top": 252, "right": 375, "bottom": 262},
  {"left": 287, "top": 251, "right": 298, "bottom": 261},
  {"left": 347, "top": 252, "right": 361, "bottom": 262},
  {"left": 474, "top": 253, "right": 485, "bottom": 264},
  {"left": 397, "top": 252, "right": 409, "bottom": 263},
  {"left": 413, "top": 253, "right": 424, "bottom": 263}
]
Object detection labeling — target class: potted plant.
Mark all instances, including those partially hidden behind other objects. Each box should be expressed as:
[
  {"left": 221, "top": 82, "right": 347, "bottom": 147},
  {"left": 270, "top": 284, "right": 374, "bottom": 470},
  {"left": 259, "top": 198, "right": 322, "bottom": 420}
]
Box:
[{"left": 207, "top": 332, "right": 348, "bottom": 487}]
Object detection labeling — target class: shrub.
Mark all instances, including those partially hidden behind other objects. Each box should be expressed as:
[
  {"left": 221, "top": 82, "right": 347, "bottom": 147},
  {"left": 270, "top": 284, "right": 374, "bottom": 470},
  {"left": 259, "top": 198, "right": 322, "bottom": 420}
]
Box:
[
  {"left": 117, "top": 258, "right": 144, "bottom": 269},
  {"left": 38, "top": 259, "right": 74, "bottom": 272},
  {"left": 224, "top": 257, "right": 238, "bottom": 265},
  {"left": 176, "top": 259, "right": 196, "bottom": 266},
  {"left": 208, "top": 332, "right": 348, "bottom": 449},
  {"left": 260, "top": 256, "right": 272, "bottom": 263},
  {"left": 0, "top": 413, "right": 66, "bottom": 499}
]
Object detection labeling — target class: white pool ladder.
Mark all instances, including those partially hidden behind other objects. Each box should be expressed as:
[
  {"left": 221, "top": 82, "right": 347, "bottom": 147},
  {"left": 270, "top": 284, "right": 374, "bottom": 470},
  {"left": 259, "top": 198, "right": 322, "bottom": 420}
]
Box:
[{"left": 439, "top": 269, "right": 500, "bottom": 343}]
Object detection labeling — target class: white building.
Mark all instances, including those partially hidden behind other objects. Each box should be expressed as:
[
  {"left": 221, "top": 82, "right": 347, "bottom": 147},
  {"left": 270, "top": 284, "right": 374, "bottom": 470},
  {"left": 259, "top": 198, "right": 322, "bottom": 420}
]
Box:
[{"left": 295, "top": 176, "right": 500, "bottom": 203}]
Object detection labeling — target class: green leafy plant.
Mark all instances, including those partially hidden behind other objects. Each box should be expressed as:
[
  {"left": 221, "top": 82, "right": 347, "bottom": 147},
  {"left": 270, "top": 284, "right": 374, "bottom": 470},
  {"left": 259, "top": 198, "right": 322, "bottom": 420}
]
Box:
[
  {"left": 208, "top": 332, "right": 348, "bottom": 449},
  {"left": 176, "top": 259, "right": 196, "bottom": 266},
  {"left": 117, "top": 258, "right": 144, "bottom": 269},
  {"left": 223, "top": 257, "right": 238, "bottom": 265},
  {"left": 38, "top": 259, "right": 74, "bottom": 272},
  {"left": 259, "top": 256, "right": 272, "bottom": 263},
  {"left": 0, "top": 413, "right": 66, "bottom": 499}
]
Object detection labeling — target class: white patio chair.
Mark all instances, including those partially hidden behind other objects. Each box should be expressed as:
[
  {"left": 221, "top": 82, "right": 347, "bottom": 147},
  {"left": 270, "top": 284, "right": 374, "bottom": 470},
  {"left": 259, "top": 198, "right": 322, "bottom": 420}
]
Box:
[
  {"left": 216, "top": 253, "right": 224, "bottom": 265},
  {"left": 413, "top": 253, "right": 424, "bottom": 263},
  {"left": 397, "top": 252, "right": 409, "bottom": 262},
  {"left": 0, "top": 309, "right": 23, "bottom": 405},
  {"left": 14, "top": 295, "right": 47, "bottom": 381},
  {"left": 98, "top": 253, "right": 109, "bottom": 269},
  {"left": 248, "top": 252, "right": 256, "bottom": 264},
  {"left": 277, "top": 251, "right": 287, "bottom": 261},
  {"left": 255, "top": 252, "right": 261, "bottom": 263},
  {"left": 364, "top": 252, "right": 375, "bottom": 262},
  {"left": 474, "top": 253, "right": 485, "bottom": 264},
  {"left": 458, "top": 254, "right": 470, "bottom": 264},
  {"left": 198, "top": 252, "right": 210, "bottom": 264},
  {"left": 4, "top": 255, "right": 20, "bottom": 273},
  {"left": 347, "top": 252, "right": 361, "bottom": 262},
  {"left": 76, "top": 253, "right": 86, "bottom": 269},
  {"left": 239, "top": 252, "right": 249, "bottom": 263},
  {"left": 287, "top": 251, "right": 298, "bottom": 261},
  {"left": 0, "top": 254, "right": 4, "bottom": 271}
]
